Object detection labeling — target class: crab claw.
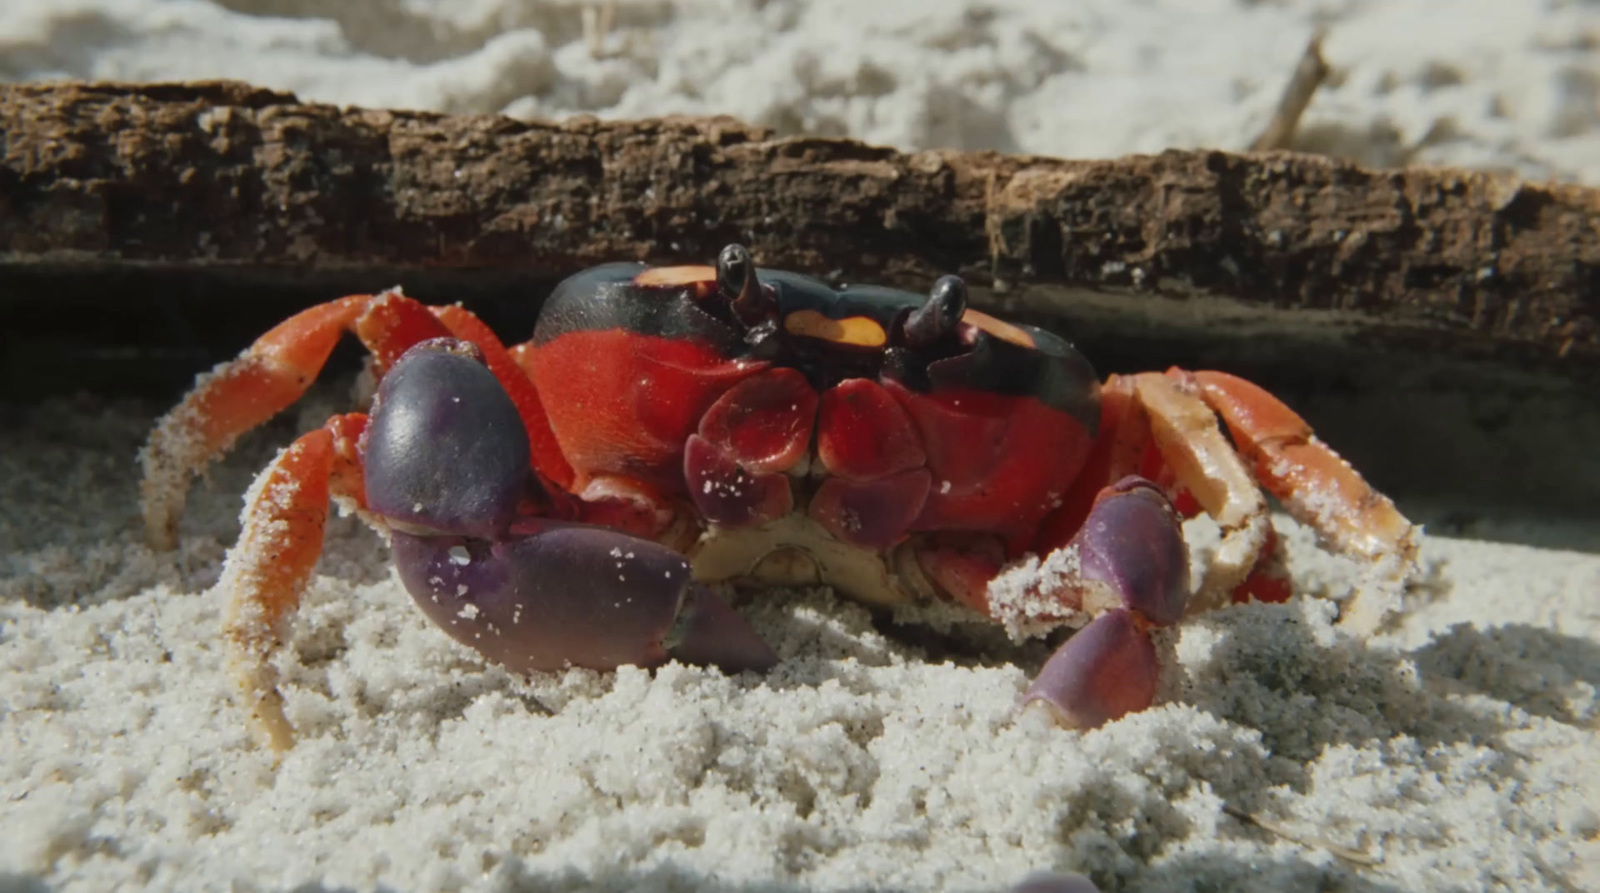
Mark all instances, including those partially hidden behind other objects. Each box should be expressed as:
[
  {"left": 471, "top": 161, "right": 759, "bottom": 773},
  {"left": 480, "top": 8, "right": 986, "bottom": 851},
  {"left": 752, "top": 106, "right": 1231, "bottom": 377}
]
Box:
[
  {"left": 390, "top": 525, "right": 777, "bottom": 675},
  {"left": 370, "top": 337, "right": 776, "bottom": 676},
  {"left": 1025, "top": 609, "right": 1158, "bottom": 730},
  {"left": 1022, "top": 477, "right": 1188, "bottom": 729},
  {"left": 364, "top": 338, "right": 532, "bottom": 540}
]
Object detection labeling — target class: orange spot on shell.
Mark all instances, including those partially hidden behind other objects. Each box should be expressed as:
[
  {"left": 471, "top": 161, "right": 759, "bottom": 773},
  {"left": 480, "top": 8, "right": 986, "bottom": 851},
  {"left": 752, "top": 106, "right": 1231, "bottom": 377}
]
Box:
[
  {"left": 783, "top": 309, "right": 887, "bottom": 347},
  {"left": 635, "top": 265, "right": 717, "bottom": 288}
]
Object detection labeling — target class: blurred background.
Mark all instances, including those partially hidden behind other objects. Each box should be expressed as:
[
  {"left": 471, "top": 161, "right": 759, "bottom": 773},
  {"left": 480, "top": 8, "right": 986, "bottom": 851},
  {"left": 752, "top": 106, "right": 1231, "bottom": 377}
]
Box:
[{"left": 4, "top": 0, "right": 1600, "bottom": 181}]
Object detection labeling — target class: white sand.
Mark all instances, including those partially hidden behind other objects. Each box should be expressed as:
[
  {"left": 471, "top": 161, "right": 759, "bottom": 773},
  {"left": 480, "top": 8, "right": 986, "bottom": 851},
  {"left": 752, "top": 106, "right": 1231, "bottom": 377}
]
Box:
[
  {"left": 4, "top": 2, "right": 1600, "bottom": 892},
  {"left": 3, "top": 396, "right": 1598, "bottom": 892}
]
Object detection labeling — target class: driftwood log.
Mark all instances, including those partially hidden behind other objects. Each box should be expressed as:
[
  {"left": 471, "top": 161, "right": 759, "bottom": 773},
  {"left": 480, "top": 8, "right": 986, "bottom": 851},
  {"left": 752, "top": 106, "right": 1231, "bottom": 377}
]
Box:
[{"left": 2, "top": 79, "right": 1597, "bottom": 371}]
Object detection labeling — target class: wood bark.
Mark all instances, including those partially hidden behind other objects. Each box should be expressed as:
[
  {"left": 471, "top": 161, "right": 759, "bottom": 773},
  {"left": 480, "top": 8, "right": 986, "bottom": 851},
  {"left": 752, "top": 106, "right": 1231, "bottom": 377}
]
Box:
[{"left": 2, "top": 80, "right": 1597, "bottom": 369}]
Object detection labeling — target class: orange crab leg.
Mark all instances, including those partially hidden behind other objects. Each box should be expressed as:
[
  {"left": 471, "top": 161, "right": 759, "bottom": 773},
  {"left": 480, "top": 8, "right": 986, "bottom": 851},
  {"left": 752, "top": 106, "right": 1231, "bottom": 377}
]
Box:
[
  {"left": 1187, "top": 370, "right": 1419, "bottom": 567},
  {"left": 1231, "top": 524, "right": 1293, "bottom": 604},
  {"left": 505, "top": 341, "right": 537, "bottom": 378},
  {"left": 1129, "top": 371, "right": 1273, "bottom": 611},
  {"left": 141, "top": 292, "right": 574, "bottom": 550},
  {"left": 352, "top": 292, "right": 457, "bottom": 375},
  {"left": 1038, "top": 372, "right": 1303, "bottom": 610},
  {"left": 220, "top": 412, "right": 367, "bottom": 752},
  {"left": 140, "top": 295, "right": 370, "bottom": 549},
  {"left": 431, "top": 306, "right": 574, "bottom": 494}
]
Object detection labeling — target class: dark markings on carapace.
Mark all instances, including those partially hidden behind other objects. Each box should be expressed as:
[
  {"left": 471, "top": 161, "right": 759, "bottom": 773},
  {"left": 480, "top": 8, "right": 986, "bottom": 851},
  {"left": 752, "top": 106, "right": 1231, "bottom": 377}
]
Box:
[{"left": 532, "top": 262, "right": 1100, "bottom": 437}]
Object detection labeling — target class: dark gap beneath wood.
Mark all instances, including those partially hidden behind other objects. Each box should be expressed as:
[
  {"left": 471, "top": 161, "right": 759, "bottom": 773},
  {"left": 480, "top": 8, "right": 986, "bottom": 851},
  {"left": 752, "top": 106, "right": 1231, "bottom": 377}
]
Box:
[{"left": 4, "top": 263, "right": 1597, "bottom": 551}]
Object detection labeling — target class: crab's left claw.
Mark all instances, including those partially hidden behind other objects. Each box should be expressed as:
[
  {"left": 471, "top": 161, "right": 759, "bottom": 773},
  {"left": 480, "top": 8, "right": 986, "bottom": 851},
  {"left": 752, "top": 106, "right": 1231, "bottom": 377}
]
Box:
[
  {"left": 369, "top": 342, "right": 777, "bottom": 675},
  {"left": 223, "top": 340, "right": 775, "bottom": 751},
  {"left": 1012, "top": 478, "right": 1189, "bottom": 729},
  {"left": 391, "top": 526, "right": 777, "bottom": 675}
]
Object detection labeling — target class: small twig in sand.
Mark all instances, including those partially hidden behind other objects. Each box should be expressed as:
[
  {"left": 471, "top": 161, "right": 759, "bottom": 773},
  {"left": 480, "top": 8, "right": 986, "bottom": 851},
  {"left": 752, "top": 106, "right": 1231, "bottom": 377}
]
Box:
[
  {"left": 1222, "top": 803, "right": 1380, "bottom": 867},
  {"left": 583, "top": 0, "right": 619, "bottom": 59},
  {"left": 1250, "top": 30, "right": 1331, "bottom": 151}
]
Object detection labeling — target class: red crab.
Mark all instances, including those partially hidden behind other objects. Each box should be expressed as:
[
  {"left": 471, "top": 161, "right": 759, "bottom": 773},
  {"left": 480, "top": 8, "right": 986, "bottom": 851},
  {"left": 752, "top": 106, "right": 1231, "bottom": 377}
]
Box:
[{"left": 141, "top": 245, "right": 1419, "bottom": 751}]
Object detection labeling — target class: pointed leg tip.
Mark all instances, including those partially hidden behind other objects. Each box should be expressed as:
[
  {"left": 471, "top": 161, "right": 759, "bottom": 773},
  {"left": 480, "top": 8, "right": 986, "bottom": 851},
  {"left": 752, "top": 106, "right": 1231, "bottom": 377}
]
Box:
[
  {"left": 145, "top": 517, "right": 179, "bottom": 552},
  {"left": 257, "top": 708, "right": 297, "bottom": 754}
]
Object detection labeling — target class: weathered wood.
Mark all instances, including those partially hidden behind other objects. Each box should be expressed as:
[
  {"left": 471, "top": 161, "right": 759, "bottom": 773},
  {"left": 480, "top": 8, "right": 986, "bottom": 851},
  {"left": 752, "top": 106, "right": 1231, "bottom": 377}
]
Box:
[{"left": 2, "top": 80, "right": 1597, "bottom": 366}]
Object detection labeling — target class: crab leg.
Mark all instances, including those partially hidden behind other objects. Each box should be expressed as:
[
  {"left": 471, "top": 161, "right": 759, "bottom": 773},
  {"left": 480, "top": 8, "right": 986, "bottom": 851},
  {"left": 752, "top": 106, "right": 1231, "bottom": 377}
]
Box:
[
  {"left": 220, "top": 412, "right": 368, "bottom": 752},
  {"left": 140, "top": 293, "right": 572, "bottom": 550},
  {"left": 1123, "top": 368, "right": 1419, "bottom": 613},
  {"left": 1038, "top": 369, "right": 1295, "bottom": 614},
  {"left": 1129, "top": 371, "right": 1274, "bottom": 611},
  {"left": 141, "top": 295, "right": 369, "bottom": 550},
  {"left": 1186, "top": 370, "right": 1419, "bottom": 567}
]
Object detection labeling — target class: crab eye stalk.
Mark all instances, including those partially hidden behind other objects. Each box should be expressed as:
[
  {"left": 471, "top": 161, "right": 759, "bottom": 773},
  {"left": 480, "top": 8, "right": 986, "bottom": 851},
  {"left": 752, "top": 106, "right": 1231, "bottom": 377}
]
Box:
[
  {"left": 903, "top": 275, "right": 968, "bottom": 348},
  {"left": 717, "top": 243, "right": 770, "bottom": 325}
]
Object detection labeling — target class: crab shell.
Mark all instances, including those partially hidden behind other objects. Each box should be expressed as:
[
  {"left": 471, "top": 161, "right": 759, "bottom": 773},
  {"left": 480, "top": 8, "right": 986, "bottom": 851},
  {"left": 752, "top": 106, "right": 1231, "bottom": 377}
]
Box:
[
  {"left": 141, "top": 244, "right": 1418, "bottom": 752},
  {"left": 358, "top": 253, "right": 1188, "bottom": 734},
  {"left": 522, "top": 259, "right": 1105, "bottom": 601}
]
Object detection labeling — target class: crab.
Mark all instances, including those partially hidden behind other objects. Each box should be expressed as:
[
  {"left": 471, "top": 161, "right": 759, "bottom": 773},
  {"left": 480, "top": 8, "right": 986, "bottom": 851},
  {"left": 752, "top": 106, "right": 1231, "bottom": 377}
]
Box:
[{"left": 140, "top": 245, "right": 1420, "bottom": 751}]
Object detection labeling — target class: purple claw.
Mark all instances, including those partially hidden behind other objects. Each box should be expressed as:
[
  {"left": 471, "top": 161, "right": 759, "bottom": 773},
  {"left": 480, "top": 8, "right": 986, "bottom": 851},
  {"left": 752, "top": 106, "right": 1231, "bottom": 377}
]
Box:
[
  {"left": 365, "top": 340, "right": 530, "bottom": 540},
  {"left": 1022, "top": 476, "right": 1187, "bottom": 729},
  {"left": 390, "top": 525, "right": 776, "bottom": 675},
  {"left": 665, "top": 583, "right": 781, "bottom": 672},
  {"left": 367, "top": 339, "right": 775, "bottom": 679},
  {"left": 1024, "top": 609, "right": 1158, "bottom": 729},
  {"left": 1073, "top": 476, "right": 1188, "bottom": 626}
]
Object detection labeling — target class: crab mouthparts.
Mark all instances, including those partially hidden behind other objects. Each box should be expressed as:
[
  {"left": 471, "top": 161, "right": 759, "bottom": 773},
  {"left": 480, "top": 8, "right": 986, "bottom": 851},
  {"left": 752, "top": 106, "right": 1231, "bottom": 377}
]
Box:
[{"left": 688, "top": 513, "right": 941, "bottom": 610}]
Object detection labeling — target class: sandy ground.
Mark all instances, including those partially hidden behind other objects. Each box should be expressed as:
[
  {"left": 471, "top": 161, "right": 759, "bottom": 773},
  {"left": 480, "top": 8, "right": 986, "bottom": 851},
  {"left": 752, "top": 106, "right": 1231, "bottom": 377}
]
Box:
[
  {"left": 4, "top": 2, "right": 1600, "bottom": 892},
  {"left": 2, "top": 393, "right": 1598, "bottom": 893}
]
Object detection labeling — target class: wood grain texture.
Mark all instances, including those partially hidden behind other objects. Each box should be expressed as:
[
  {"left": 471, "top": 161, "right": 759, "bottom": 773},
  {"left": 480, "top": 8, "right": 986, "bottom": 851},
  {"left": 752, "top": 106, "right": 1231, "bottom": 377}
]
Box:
[{"left": 2, "top": 80, "right": 1596, "bottom": 367}]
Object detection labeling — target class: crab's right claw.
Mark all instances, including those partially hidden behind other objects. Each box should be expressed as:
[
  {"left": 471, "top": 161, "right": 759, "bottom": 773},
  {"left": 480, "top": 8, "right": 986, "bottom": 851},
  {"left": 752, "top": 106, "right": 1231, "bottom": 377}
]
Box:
[{"left": 1023, "top": 478, "right": 1188, "bottom": 729}]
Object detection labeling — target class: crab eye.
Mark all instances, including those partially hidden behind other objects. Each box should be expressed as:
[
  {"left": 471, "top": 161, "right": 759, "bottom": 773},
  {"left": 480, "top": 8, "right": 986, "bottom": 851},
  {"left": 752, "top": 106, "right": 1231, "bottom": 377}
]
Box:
[
  {"left": 903, "top": 275, "right": 968, "bottom": 347},
  {"left": 716, "top": 243, "right": 770, "bottom": 324},
  {"left": 717, "top": 244, "right": 752, "bottom": 295}
]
